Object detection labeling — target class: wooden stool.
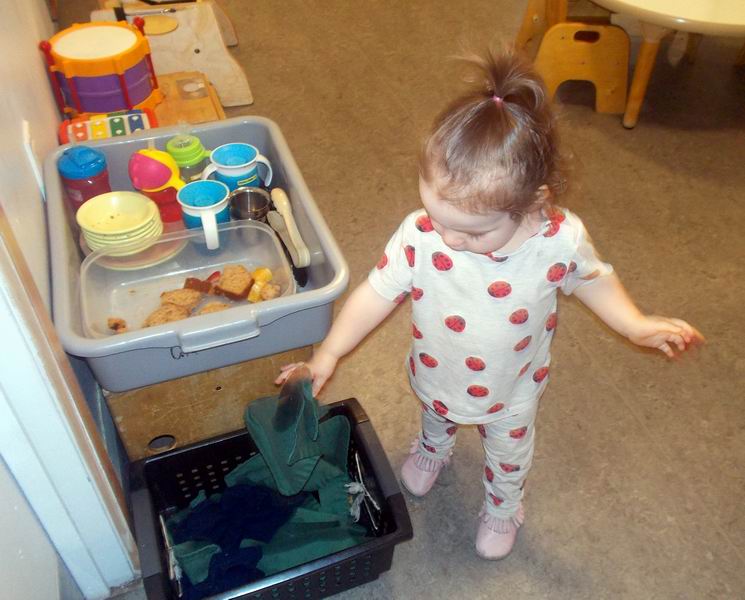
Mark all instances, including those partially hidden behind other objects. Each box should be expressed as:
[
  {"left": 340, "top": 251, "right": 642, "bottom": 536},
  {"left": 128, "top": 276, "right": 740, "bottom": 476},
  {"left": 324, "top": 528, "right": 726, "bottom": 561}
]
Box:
[
  {"left": 515, "top": 0, "right": 569, "bottom": 58},
  {"left": 534, "top": 22, "right": 630, "bottom": 114}
]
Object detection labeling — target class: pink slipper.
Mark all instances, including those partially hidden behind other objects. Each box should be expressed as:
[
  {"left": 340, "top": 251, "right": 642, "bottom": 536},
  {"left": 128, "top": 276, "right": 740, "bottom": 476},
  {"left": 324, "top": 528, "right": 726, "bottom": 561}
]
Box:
[
  {"left": 475, "top": 503, "right": 524, "bottom": 560},
  {"left": 400, "top": 441, "right": 450, "bottom": 497}
]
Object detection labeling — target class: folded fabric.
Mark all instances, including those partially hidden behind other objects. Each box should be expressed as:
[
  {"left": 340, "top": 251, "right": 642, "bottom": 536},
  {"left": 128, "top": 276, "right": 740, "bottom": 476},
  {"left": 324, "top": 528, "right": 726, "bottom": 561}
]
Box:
[
  {"left": 245, "top": 384, "right": 350, "bottom": 495},
  {"left": 224, "top": 452, "right": 275, "bottom": 489},
  {"left": 256, "top": 524, "right": 368, "bottom": 576},
  {"left": 253, "top": 488, "right": 369, "bottom": 575},
  {"left": 168, "top": 484, "right": 299, "bottom": 549},
  {"left": 171, "top": 540, "right": 220, "bottom": 585},
  {"left": 182, "top": 545, "right": 264, "bottom": 600},
  {"left": 165, "top": 383, "right": 374, "bottom": 597}
]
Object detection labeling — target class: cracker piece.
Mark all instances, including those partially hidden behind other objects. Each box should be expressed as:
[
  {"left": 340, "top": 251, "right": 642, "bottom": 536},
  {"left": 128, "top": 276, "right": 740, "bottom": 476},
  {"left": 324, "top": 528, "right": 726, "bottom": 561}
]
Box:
[{"left": 144, "top": 304, "right": 190, "bottom": 327}]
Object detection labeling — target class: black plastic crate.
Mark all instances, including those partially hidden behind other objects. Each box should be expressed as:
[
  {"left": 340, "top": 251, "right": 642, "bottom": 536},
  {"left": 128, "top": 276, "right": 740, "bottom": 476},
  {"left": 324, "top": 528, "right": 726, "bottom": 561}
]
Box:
[{"left": 129, "top": 398, "right": 412, "bottom": 600}]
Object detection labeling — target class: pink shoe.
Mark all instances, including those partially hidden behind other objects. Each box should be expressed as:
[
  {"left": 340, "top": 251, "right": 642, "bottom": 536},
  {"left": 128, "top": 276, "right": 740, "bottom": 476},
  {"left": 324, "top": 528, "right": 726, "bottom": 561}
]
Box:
[
  {"left": 400, "top": 441, "right": 450, "bottom": 497},
  {"left": 475, "top": 503, "right": 524, "bottom": 560}
]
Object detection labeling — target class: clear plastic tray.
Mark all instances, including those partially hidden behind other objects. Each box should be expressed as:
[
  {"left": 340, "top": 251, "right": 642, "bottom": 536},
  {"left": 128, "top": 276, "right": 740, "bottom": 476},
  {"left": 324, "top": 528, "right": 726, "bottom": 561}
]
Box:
[{"left": 80, "top": 220, "right": 295, "bottom": 338}]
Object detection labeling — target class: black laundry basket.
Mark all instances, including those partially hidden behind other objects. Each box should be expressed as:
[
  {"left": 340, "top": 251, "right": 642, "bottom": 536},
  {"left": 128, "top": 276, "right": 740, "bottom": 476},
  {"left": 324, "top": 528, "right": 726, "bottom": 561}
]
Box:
[{"left": 129, "top": 398, "right": 412, "bottom": 600}]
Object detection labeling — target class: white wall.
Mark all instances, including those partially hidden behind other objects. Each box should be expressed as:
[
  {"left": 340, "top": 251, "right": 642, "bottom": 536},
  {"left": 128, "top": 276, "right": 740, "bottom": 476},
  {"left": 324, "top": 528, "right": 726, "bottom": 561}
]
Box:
[
  {"left": 0, "top": 4, "right": 139, "bottom": 599},
  {"left": 0, "top": 0, "right": 126, "bottom": 484},
  {"left": 0, "top": 456, "right": 60, "bottom": 600},
  {"left": 0, "top": 4, "right": 61, "bottom": 595},
  {"left": 0, "top": 0, "right": 61, "bottom": 307}
]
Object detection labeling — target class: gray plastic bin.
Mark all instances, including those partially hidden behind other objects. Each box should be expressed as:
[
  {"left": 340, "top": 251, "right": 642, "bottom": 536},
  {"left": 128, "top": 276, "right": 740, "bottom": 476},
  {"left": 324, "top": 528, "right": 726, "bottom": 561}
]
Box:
[{"left": 45, "top": 117, "right": 348, "bottom": 392}]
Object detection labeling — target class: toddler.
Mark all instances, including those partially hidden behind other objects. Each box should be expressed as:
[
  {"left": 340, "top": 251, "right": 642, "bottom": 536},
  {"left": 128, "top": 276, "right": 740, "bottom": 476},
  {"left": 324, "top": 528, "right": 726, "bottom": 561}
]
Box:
[{"left": 276, "top": 49, "right": 702, "bottom": 560}]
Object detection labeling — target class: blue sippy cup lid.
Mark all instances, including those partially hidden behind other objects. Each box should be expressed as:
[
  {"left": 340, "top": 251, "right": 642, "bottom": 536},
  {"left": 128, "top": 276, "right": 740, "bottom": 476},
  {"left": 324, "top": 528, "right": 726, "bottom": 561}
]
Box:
[{"left": 57, "top": 146, "right": 107, "bottom": 179}]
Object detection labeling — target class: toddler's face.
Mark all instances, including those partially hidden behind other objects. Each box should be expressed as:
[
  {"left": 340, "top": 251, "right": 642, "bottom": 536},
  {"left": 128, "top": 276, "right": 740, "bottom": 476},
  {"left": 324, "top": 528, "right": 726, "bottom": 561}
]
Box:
[{"left": 419, "top": 177, "right": 523, "bottom": 255}]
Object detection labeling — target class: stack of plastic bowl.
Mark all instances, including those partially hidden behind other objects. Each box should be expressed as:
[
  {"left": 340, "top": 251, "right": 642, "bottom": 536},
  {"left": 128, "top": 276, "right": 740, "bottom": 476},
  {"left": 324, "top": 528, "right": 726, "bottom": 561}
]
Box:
[{"left": 76, "top": 191, "right": 163, "bottom": 257}]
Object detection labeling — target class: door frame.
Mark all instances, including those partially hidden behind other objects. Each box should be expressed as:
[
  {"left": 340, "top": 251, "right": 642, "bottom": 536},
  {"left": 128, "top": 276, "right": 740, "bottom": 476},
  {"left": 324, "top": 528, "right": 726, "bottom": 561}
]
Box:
[{"left": 0, "top": 207, "right": 139, "bottom": 599}]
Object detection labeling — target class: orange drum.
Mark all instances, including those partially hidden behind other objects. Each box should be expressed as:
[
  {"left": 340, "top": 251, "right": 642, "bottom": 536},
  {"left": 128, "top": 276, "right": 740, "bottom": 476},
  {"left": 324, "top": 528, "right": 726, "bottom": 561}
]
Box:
[{"left": 40, "top": 20, "right": 163, "bottom": 117}]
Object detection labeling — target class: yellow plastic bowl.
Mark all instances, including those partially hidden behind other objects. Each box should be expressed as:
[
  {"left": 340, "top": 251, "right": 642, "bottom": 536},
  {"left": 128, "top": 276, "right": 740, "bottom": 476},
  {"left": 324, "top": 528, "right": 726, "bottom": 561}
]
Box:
[
  {"left": 85, "top": 221, "right": 164, "bottom": 257},
  {"left": 84, "top": 222, "right": 163, "bottom": 250},
  {"left": 82, "top": 218, "right": 161, "bottom": 243},
  {"left": 76, "top": 192, "right": 158, "bottom": 235}
]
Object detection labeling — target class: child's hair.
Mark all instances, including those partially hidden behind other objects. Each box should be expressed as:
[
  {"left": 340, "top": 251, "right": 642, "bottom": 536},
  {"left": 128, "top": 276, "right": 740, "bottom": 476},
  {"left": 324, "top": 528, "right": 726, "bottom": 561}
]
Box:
[{"left": 419, "top": 48, "right": 564, "bottom": 217}]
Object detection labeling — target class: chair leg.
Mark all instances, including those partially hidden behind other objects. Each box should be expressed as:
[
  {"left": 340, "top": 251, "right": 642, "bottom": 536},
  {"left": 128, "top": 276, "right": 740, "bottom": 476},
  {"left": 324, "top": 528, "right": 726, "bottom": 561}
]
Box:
[
  {"left": 684, "top": 33, "right": 703, "bottom": 64},
  {"left": 546, "top": 0, "right": 568, "bottom": 26},
  {"left": 623, "top": 23, "right": 668, "bottom": 128},
  {"left": 516, "top": 0, "right": 544, "bottom": 50},
  {"left": 515, "top": 0, "right": 568, "bottom": 58},
  {"left": 735, "top": 40, "right": 745, "bottom": 67},
  {"left": 594, "top": 77, "right": 628, "bottom": 114}
]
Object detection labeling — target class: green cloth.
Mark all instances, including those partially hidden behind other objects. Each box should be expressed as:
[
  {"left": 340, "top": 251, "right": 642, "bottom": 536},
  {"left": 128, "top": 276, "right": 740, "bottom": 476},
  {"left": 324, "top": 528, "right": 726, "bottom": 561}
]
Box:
[
  {"left": 224, "top": 453, "right": 275, "bottom": 489},
  {"left": 236, "top": 386, "right": 369, "bottom": 575},
  {"left": 256, "top": 524, "right": 367, "bottom": 575},
  {"left": 168, "top": 490, "right": 211, "bottom": 526},
  {"left": 168, "top": 491, "right": 220, "bottom": 584},
  {"left": 244, "top": 383, "right": 351, "bottom": 496},
  {"left": 250, "top": 496, "right": 367, "bottom": 575},
  {"left": 167, "top": 384, "right": 372, "bottom": 585},
  {"left": 172, "top": 541, "right": 220, "bottom": 585}
]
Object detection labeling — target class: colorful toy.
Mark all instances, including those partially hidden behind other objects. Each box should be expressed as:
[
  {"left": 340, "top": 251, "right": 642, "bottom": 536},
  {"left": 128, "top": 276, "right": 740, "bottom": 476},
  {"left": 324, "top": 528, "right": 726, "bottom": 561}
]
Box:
[
  {"left": 128, "top": 149, "right": 185, "bottom": 223},
  {"left": 166, "top": 134, "right": 212, "bottom": 182},
  {"left": 39, "top": 19, "right": 162, "bottom": 118},
  {"left": 58, "top": 108, "right": 158, "bottom": 144}
]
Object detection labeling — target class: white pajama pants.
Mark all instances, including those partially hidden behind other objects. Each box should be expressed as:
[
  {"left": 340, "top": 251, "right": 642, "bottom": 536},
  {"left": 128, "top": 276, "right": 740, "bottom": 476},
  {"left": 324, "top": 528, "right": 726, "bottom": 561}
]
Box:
[{"left": 416, "top": 401, "right": 537, "bottom": 519}]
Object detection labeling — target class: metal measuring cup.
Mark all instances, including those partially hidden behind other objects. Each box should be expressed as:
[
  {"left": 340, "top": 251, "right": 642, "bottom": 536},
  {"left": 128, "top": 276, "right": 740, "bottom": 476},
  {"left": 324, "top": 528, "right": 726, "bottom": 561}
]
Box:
[{"left": 228, "top": 187, "right": 271, "bottom": 222}]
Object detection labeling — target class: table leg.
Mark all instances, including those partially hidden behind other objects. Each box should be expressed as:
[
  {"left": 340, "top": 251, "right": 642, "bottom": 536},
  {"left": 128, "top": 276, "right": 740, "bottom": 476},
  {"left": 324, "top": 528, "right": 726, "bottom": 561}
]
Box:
[{"left": 623, "top": 23, "right": 669, "bottom": 128}]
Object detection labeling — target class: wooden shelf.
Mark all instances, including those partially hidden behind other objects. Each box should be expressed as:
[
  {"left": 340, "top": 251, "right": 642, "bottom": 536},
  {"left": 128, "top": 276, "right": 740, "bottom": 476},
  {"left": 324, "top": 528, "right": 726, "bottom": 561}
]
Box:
[{"left": 154, "top": 71, "right": 225, "bottom": 126}]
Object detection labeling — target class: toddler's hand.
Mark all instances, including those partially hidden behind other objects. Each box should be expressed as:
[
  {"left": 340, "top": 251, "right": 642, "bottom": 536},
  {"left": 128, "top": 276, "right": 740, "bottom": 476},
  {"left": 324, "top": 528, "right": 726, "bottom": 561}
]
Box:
[
  {"left": 627, "top": 315, "right": 704, "bottom": 358},
  {"left": 274, "top": 350, "right": 339, "bottom": 396}
]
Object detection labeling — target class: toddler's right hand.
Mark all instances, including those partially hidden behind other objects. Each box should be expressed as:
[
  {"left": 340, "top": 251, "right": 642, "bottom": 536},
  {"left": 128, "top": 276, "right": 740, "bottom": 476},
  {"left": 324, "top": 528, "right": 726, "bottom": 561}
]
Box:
[{"left": 274, "top": 350, "right": 339, "bottom": 396}]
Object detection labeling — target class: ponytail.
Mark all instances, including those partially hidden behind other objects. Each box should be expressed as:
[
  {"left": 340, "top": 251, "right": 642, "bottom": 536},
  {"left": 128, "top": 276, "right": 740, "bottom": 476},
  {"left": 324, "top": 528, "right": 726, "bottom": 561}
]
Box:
[{"left": 420, "top": 48, "right": 564, "bottom": 215}]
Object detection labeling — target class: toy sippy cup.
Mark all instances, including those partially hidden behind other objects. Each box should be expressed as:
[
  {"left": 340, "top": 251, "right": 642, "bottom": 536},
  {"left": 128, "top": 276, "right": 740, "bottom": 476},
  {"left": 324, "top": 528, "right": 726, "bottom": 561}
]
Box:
[
  {"left": 57, "top": 145, "right": 111, "bottom": 217},
  {"left": 166, "top": 134, "right": 211, "bottom": 183},
  {"left": 128, "top": 149, "right": 185, "bottom": 223}
]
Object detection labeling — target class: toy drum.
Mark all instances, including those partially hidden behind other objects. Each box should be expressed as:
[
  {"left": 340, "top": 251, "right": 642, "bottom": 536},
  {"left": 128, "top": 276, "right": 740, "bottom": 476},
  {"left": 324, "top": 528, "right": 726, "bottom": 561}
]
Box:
[{"left": 40, "top": 21, "right": 163, "bottom": 117}]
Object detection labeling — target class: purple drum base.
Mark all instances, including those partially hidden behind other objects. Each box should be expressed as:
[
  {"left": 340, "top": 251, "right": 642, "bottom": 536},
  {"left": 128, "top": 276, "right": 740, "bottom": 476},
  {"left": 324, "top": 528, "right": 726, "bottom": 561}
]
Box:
[{"left": 58, "top": 59, "right": 153, "bottom": 114}]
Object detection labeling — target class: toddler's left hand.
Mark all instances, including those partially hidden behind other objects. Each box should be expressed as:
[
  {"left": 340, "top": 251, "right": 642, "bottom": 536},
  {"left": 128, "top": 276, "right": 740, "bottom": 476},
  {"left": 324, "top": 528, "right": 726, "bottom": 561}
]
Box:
[{"left": 627, "top": 315, "right": 704, "bottom": 358}]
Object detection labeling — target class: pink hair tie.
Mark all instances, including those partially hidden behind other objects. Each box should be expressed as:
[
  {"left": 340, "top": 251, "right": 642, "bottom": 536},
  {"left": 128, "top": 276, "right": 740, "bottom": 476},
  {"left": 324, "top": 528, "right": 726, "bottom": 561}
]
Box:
[{"left": 493, "top": 95, "right": 503, "bottom": 105}]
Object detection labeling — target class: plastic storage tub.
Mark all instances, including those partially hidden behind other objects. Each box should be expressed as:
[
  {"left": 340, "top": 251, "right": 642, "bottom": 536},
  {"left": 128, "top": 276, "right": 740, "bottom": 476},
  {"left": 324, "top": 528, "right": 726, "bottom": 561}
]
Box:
[
  {"left": 44, "top": 117, "right": 349, "bottom": 391},
  {"left": 80, "top": 221, "right": 295, "bottom": 338},
  {"left": 129, "top": 398, "right": 413, "bottom": 600}
]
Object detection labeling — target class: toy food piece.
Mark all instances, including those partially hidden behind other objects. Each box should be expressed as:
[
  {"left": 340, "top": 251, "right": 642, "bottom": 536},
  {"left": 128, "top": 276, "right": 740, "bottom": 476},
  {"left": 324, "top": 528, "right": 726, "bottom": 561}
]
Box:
[
  {"left": 107, "top": 317, "right": 128, "bottom": 334},
  {"left": 260, "top": 282, "right": 281, "bottom": 301},
  {"left": 247, "top": 280, "right": 264, "bottom": 303},
  {"left": 183, "top": 277, "right": 214, "bottom": 294},
  {"left": 160, "top": 288, "right": 203, "bottom": 311},
  {"left": 247, "top": 267, "right": 275, "bottom": 303},
  {"left": 252, "top": 267, "right": 272, "bottom": 283},
  {"left": 195, "top": 301, "right": 230, "bottom": 315},
  {"left": 215, "top": 265, "right": 253, "bottom": 300},
  {"left": 144, "top": 304, "right": 190, "bottom": 327}
]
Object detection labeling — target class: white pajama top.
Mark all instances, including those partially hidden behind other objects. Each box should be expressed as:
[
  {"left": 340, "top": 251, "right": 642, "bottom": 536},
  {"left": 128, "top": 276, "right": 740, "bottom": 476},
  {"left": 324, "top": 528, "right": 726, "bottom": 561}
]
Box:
[{"left": 367, "top": 208, "right": 613, "bottom": 424}]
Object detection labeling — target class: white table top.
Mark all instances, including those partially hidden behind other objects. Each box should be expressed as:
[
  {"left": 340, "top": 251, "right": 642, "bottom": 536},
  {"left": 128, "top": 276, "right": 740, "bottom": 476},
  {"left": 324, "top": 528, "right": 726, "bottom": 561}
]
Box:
[{"left": 593, "top": 0, "right": 745, "bottom": 36}]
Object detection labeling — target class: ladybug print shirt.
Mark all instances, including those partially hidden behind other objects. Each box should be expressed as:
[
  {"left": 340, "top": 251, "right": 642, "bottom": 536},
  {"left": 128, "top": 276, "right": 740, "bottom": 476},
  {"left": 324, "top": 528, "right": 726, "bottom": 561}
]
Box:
[{"left": 368, "top": 208, "right": 613, "bottom": 424}]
